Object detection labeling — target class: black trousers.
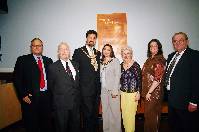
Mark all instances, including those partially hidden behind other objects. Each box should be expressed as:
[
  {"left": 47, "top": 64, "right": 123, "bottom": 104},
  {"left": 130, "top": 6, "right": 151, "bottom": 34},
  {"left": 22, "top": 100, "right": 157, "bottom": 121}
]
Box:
[
  {"left": 81, "top": 95, "right": 100, "bottom": 132},
  {"left": 53, "top": 105, "right": 80, "bottom": 132},
  {"left": 22, "top": 91, "right": 52, "bottom": 132},
  {"left": 192, "top": 109, "right": 199, "bottom": 132},
  {"left": 168, "top": 105, "right": 198, "bottom": 132}
]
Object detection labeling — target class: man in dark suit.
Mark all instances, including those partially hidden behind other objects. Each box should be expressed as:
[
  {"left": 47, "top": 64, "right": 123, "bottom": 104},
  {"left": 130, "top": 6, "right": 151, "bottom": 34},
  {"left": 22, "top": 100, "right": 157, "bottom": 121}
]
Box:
[
  {"left": 13, "top": 38, "right": 53, "bottom": 132},
  {"left": 72, "top": 30, "right": 101, "bottom": 132},
  {"left": 48, "top": 42, "right": 80, "bottom": 132},
  {"left": 165, "top": 32, "right": 199, "bottom": 132}
]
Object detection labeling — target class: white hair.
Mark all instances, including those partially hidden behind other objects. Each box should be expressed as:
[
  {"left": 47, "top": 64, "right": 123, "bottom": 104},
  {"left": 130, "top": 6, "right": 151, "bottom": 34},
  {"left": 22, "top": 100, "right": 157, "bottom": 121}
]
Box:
[
  {"left": 58, "top": 42, "right": 70, "bottom": 51},
  {"left": 121, "top": 46, "right": 133, "bottom": 55}
]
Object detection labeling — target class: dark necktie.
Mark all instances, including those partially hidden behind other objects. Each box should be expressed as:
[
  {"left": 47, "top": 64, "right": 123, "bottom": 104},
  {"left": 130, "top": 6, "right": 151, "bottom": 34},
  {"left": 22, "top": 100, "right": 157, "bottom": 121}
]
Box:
[
  {"left": 37, "top": 57, "right": 45, "bottom": 88},
  {"left": 164, "top": 53, "right": 180, "bottom": 86},
  {"left": 66, "top": 62, "right": 73, "bottom": 79}
]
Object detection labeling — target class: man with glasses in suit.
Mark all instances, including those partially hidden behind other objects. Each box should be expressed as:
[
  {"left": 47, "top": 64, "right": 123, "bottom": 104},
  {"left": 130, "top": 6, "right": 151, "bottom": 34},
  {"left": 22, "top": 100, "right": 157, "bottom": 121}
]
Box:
[
  {"left": 165, "top": 32, "right": 199, "bottom": 132},
  {"left": 13, "top": 38, "right": 53, "bottom": 132}
]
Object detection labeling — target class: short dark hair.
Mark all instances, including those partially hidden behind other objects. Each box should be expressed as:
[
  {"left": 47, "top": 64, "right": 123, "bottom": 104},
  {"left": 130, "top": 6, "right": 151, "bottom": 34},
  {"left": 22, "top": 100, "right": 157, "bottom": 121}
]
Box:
[
  {"left": 31, "top": 38, "right": 43, "bottom": 45},
  {"left": 147, "top": 39, "right": 163, "bottom": 57},
  {"left": 86, "top": 30, "right": 97, "bottom": 38},
  {"left": 101, "top": 44, "right": 115, "bottom": 61}
]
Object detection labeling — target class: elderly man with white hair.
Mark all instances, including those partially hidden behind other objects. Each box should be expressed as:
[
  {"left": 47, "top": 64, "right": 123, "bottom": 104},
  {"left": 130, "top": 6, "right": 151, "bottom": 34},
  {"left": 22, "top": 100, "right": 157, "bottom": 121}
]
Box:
[{"left": 48, "top": 42, "right": 80, "bottom": 132}]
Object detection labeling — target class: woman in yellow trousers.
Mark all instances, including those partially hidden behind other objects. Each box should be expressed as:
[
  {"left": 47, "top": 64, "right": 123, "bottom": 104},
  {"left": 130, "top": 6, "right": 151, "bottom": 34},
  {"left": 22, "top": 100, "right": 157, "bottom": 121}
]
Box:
[{"left": 120, "top": 47, "right": 142, "bottom": 132}]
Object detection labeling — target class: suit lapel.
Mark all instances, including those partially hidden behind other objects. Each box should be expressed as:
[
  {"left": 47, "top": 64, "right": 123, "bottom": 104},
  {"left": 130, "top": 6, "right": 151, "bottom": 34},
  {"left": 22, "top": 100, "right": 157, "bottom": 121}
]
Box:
[
  {"left": 82, "top": 46, "right": 89, "bottom": 54},
  {"left": 31, "top": 54, "right": 38, "bottom": 66},
  {"left": 42, "top": 56, "right": 47, "bottom": 69},
  {"left": 93, "top": 48, "right": 97, "bottom": 55},
  {"left": 168, "top": 52, "right": 176, "bottom": 64},
  {"left": 71, "top": 60, "right": 79, "bottom": 81},
  {"left": 174, "top": 49, "right": 189, "bottom": 73},
  {"left": 42, "top": 56, "right": 49, "bottom": 74},
  {"left": 57, "top": 60, "right": 67, "bottom": 75},
  {"left": 30, "top": 54, "right": 40, "bottom": 73}
]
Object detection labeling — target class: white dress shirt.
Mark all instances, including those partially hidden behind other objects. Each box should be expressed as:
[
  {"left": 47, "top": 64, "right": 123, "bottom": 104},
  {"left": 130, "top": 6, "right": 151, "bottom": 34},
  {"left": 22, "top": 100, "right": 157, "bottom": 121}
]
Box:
[
  {"left": 33, "top": 54, "right": 47, "bottom": 91},
  {"left": 86, "top": 45, "right": 94, "bottom": 56},
  {"left": 60, "top": 59, "right": 76, "bottom": 80}
]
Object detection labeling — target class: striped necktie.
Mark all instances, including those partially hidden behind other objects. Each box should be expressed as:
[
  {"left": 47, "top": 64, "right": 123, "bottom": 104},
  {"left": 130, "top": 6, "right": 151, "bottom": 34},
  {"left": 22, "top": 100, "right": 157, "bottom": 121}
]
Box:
[{"left": 164, "top": 53, "right": 180, "bottom": 86}]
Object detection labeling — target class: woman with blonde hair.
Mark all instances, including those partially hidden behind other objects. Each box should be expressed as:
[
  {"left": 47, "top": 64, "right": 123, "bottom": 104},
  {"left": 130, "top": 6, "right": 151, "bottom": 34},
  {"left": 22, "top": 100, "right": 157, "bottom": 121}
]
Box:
[{"left": 120, "top": 46, "right": 142, "bottom": 132}]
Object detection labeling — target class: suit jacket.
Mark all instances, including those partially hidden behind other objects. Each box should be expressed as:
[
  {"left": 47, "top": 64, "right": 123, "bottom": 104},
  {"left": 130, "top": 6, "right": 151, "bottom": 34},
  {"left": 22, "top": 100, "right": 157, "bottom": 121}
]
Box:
[
  {"left": 48, "top": 60, "right": 80, "bottom": 110},
  {"left": 166, "top": 48, "right": 199, "bottom": 109},
  {"left": 13, "top": 54, "right": 53, "bottom": 101},
  {"left": 72, "top": 46, "right": 101, "bottom": 96}
]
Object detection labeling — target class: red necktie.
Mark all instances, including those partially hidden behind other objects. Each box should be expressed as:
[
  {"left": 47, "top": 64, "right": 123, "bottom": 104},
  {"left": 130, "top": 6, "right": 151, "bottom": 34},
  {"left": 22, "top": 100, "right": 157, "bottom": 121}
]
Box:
[{"left": 37, "top": 57, "right": 45, "bottom": 88}]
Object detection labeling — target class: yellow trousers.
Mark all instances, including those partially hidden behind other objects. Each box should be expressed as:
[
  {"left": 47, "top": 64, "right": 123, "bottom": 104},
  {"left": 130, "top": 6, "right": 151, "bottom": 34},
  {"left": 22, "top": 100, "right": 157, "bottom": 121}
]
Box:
[{"left": 121, "top": 91, "right": 138, "bottom": 132}]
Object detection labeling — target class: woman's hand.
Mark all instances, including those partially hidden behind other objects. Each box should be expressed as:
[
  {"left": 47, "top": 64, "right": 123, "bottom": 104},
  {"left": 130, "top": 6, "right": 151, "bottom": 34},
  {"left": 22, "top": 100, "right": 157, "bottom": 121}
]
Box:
[
  {"left": 135, "top": 92, "right": 140, "bottom": 101},
  {"left": 111, "top": 94, "right": 118, "bottom": 98},
  {"left": 146, "top": 92, "right": 151, "bottom": 101}
]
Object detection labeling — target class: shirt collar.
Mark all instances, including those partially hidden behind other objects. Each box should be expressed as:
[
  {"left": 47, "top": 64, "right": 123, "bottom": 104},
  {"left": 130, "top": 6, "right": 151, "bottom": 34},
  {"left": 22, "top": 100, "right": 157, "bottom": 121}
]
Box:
[
  {"left": 86, "top": 45, "right": 94, "bottom": 51},
  {"left": 60, "top": 59, "right": 71, "bottom": 64},
  {"left": 176, "top": 48, "right": 186, "bottom": 56},
  {"left": 33, "top": 54, "right": 42, "bottom": 61}
]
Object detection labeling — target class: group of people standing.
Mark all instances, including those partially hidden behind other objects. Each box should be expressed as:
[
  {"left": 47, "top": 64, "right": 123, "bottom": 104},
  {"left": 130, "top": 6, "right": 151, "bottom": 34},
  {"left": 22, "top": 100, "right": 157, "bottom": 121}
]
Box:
[{"left": 13, "top": 30, "right": 199, "bottom": 132}]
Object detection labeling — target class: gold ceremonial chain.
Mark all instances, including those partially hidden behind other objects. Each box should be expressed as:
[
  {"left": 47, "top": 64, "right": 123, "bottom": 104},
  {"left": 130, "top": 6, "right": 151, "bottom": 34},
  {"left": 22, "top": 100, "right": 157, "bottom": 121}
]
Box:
[{"left": 81, "top": 48, "right": 98, "bottom": 71}]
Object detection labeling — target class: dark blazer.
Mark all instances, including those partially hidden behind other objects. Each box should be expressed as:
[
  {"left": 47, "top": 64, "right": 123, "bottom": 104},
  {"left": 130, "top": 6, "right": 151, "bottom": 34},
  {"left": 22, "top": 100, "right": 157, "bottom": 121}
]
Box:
[
  {"left": 166, "top": 48, "right": 199, "bottom": 109},
  {"left": 72, "top": 46, "right": 101, "bottom": 96},
  {"left": 48, "top": 60, "right": 80, "bottom": 109},
  {"left": 13, "top": 54, "right": 53, "bottom": 101}
]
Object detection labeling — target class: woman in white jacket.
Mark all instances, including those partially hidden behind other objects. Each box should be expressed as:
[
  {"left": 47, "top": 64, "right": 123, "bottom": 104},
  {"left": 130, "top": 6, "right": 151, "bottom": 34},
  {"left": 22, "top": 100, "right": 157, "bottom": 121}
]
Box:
[{"left": 100, "top": 44, "right": 121, "bottom": 132}]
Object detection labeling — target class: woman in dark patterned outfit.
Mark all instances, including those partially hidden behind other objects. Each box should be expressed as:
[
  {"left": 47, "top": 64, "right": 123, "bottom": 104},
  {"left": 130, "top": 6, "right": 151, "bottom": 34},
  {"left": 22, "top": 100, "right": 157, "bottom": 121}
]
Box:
[
  {"left": 141, "top": 39, "right": 166, "bottom": 132},
  {"left": 120, "top": 46, "right": 142, "bottom": 132}
]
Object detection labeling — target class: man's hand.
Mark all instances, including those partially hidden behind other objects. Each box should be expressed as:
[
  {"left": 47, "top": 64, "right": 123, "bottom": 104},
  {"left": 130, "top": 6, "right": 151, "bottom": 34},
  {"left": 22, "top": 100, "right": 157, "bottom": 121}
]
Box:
[
  {"left": 22, "top": 94, "right": 32, "bottom": 104},
  {"left": 188, "top": 103, "right": 197, "bottom": 112}
]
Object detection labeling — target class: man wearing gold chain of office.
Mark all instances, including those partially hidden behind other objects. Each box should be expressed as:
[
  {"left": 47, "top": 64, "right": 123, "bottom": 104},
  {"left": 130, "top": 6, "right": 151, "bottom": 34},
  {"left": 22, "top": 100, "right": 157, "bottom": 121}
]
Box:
[{"left": 73, "top": 30, "right": 101, "bottom": 132}]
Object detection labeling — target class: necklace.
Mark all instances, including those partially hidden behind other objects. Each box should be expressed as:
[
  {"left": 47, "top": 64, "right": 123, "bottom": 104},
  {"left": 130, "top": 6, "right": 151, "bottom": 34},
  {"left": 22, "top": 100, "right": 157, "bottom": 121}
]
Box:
[
  {"left": 102, "top": 57, "right": 112, "bottom": 64},
  {"left": 101, "top": 58, "right": 113, "bottom": 65},
  {"left": 124, "top": 60, "right": 134, "bottom": 69},
  {"left": 101, "top": 58, "right": 113, "bottom": 70}
]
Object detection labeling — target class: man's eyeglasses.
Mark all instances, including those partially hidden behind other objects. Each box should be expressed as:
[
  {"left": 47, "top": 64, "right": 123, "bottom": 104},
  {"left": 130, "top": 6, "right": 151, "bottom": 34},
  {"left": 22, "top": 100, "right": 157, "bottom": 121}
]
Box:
[
  {"left": 173, "top": 39, "right": 186, "bottom": 44},
  {"left": 31, "top": 45, "right": 43, "bottom": 48}
]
